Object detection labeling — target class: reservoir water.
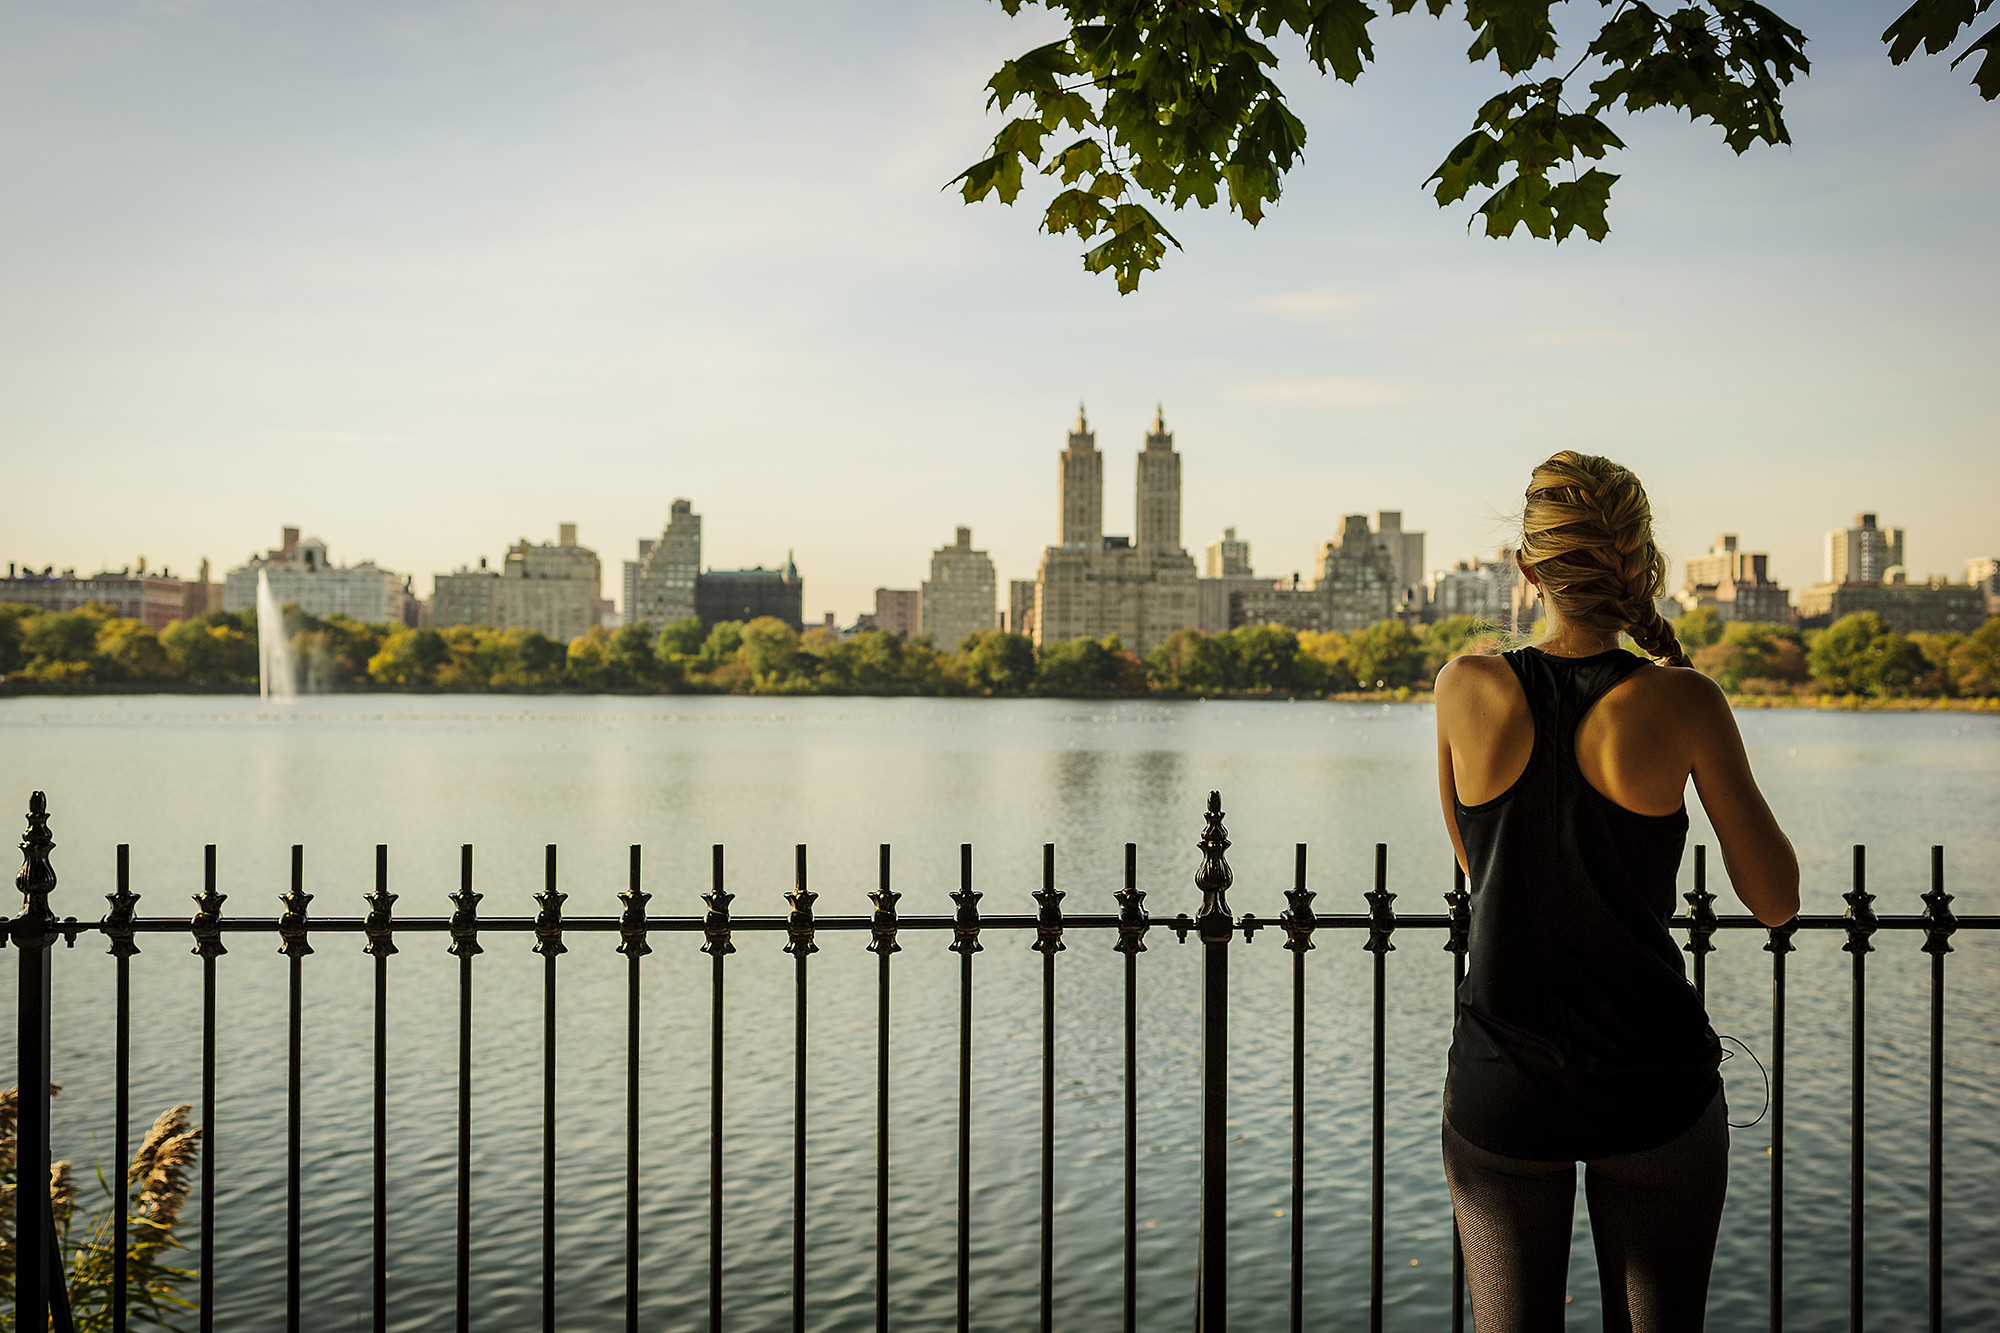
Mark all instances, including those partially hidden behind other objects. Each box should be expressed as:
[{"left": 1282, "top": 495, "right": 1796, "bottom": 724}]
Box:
[{"left": 4, "top": 694, "right": 1996, "bottom": 1331}]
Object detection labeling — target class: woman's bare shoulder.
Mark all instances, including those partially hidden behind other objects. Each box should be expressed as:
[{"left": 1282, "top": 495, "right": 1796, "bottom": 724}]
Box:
[
  {"left": 1614, "top": 659, "right": 1732, "bottom": 725},
  {"left": 1435, "top": 653, "right": 1520, "bottom": 715}
]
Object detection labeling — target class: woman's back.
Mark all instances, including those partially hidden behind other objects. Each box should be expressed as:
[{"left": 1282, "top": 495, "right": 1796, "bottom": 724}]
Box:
[{"left": 1441, "top": 646, "right": 1718, "bottom": 1161}]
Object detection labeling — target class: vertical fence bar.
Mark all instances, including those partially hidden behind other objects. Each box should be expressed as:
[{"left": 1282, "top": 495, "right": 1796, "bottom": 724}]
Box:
[
  {"left": 363, "top": 845, "right": 396, "bottom": 1333},
  {"left": 193, "top": 842, "right": 226, "bottom": 1333},
  {"left": 619, "top": 845, "right": 651, "bottom": 1333},
  {"left": 107, "top": 842, "right": 140, "bottom": 1333},
  {"left": 1193, "top": 793, "right": 1233, "bottom": 1332},
  {"left": 535, "top": 845, "right": 567, "bottom": 1333},
  {"left": 1114, "top": 842, "right": 1150, "bottom": 1333},
  {"left": 950, "top": 844, "right": 981, "bottom": 1333},
  {"left": 1686, "top": 845, "right": 1717, "bottom": 1000},
  {"left": 702, "top": 845, "right": 734, "bottom": 1333},
  {"left": 786, "top": 845, "right": 818, "bottom": 1333},
  {"left": 448, "top": 845, "right": 482, "bottom": 1333},
  {"left": 278, "top": 844, "right": 313, "bottom": 1333},
  {"left": 870, "top": 844, "right": 902, "bottom": 1333},
  {"left": 1443, "top": 861, "right": 1470, "bottom": 1333},
  {"left": 1034, "top": 842, "right": 1066, "bottom": 1333},
  {"left": 1844, "top": 844, "right": 1876, "bottom": 1333},
  {"left": 1767, "top": 913, "right": 1796, "bottom": 1332},
  {"left": 12, "top": 794, "right": 58, "bottom": 1331},
  {"left": 1364, "top": 844, "right": 1397, "bottom": 1333},
  {"left": 1281, "top": 844, "right": 1319, "bottom": 1333},
  {"left": 1921, "top": 845, "right": 1954, "bottom": 1333}
]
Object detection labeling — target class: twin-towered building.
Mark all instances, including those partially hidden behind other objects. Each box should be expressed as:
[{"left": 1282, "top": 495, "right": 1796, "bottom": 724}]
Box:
[{"left": 1032, "top": 406, "right": 1200, "bottom": 654}]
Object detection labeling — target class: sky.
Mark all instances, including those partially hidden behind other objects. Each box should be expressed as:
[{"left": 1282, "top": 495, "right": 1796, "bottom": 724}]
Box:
[{"left": 2, "top": 1, "right": 1995, "bottom": 621}]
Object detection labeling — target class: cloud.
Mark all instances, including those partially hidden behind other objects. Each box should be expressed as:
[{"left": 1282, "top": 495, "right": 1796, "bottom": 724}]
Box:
[
  {"left": 1255, "top": 288, "right": 1376, "bottom": 319},
  {"left": 1489, "top": 328, "right": 1644, "bottom": 349},
  {"left": 1224, "top": 376, "right": 1424, "bottom": 406}
]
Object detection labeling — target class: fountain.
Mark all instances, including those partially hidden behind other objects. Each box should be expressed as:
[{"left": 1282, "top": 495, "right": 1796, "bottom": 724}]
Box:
[{"left": 256, "top": 568, "right": 297, "bottom": 702}]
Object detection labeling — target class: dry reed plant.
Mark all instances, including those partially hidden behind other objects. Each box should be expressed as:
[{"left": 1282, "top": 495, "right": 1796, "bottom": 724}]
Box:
[{"left": 0, "top": 1085, "right": 203, "bottom": 1332}]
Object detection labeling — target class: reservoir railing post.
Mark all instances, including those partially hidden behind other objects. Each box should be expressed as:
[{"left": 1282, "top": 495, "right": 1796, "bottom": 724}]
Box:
[
  {"left": 1280, "top": 843, "right": 1318, "bottom": 1333},
  {"left": 1686, "top": 845, "right": 1717, "bottom": 1000},
  {"left": 869, "top": 843, "right": 902, "bottom": 1333},
  {"left": 363, "top": 844, "right": 396, "bottom": 1333},
  {"left": 1920, "top": 845, "right": 1954, "bottom": 1333},
  {"left": 1033, "top": 842, "right": 1066, "bottom": 1333},
  {"left": 785, "top": 844, "right": 818, "bottom": 1333},
  {"left": 1443, "top": 861, "right": 1470, "bottom": 1333},
  {"left": 1364, "top": 844, "right": 1397, "bottom": 1333},
  {"left": 1114, "top": 840, "right": 1150, "bottom": 1333},
  {"left": 107, "top": 841, "right": 141, "bottom": 1333},
  {"left": 1193, "top": 791, "right": 1233, "bottom": 1332},
  {"left": 13, "top": 791, "right": 74, "bottom": 1332},
  {"left": 534, "top": 844, "right": 567, "bottom": 1333},
  {"left": 278, "top": 843, "right": 312, "bottom": 1333},
  {"left": 1766, "top": 910, "right": 1797, "bottom": 1332},
  {"left": 193, "top": 842, "right": 225, "bottom": 1333},
  {"left": 949, "top": 843, "right": 981, "bottom": 1333},
  {"left": 447, "top": 845, "right": 481, "bottom": 1333},
  {"left": 701, "top": 844, "right": 733, "bottom": 1333},
  {"left": 617, "top": 844, "right": 650, "bottom": 1333},
  {"left": 1844, "top": 844, "right": 1877, "bottom": 1332}
]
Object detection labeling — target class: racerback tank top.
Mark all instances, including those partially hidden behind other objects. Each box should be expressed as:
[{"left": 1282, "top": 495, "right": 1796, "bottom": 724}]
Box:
[{"left": 1444, "top": 646, "right": 1720, "bottom": 1161}]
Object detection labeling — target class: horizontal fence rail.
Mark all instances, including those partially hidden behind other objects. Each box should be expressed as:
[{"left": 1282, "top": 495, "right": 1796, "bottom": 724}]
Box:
[{"left": 8, "top": 790, "right": 1995, "bottom": 1331}]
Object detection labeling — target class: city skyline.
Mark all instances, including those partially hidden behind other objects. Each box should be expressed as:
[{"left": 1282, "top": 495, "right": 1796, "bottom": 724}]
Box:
[{"left": 2, "top": 3, "right": 1994, "bottom": 618}]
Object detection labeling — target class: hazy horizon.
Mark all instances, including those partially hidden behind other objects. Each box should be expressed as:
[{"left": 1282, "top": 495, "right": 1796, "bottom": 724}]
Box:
[{"left": 3, "top": 1, "right": 1995, "bottom": 621}]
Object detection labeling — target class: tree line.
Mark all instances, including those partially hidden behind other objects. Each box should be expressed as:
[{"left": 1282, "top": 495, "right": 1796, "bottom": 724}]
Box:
[{"left": 2, "top": 600, "right": 1995, "bottom": 701}]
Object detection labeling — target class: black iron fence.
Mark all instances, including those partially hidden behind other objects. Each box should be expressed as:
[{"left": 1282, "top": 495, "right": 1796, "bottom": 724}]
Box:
[{"left": 8, "top": 789, "right": 1995, "bottom": 1332}]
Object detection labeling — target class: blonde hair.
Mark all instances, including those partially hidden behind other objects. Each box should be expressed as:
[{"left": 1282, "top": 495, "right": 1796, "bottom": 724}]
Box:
[{"left": 1519, "top": 451, "right": 1689, "bottom": 668}]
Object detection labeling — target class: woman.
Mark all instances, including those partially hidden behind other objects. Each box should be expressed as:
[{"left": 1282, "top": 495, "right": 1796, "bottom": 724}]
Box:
[{"left": 1433, "top": 451, "right": 1799, "bottom": 1332}]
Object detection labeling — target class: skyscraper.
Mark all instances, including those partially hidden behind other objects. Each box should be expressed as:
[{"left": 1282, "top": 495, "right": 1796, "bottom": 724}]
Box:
[
  {"left": 632, "top": 500, "right": 701, "bottom": 627},
  {"left": 1033, "top": 405, "right": 1198, "bottom": 653},
  {"left": 1824, "top": 513, "right": 1904, "bottom": 584},
  {"left": 921, "top": 526, "right": 997, "bottom": 653}
]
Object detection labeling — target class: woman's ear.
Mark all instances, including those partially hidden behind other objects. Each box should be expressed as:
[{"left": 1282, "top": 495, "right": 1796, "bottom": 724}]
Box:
[{"left": 1516, "top": 554, "right": 1540, "bottom": 586}]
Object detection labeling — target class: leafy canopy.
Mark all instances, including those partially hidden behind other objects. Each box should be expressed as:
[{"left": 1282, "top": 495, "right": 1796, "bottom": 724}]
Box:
[{"left": 955, "top": 1, "right": 1995, "bottom": 290}]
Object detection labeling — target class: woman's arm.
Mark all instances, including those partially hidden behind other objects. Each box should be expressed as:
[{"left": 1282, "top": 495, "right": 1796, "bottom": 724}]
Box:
[{"left": 1680, "top": 672, "right": 1800, "bottom": 926}]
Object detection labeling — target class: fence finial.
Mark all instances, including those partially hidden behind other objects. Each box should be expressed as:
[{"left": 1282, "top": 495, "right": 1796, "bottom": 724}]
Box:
[
  {"left": 534, "top": 844, "right": 567, "bottom": 958},
  {"left": 1843, "top": 844, "right": 1877, "bottom": 956},
  {"left": 106, "top": 843, "right": 141, "bottom": 959},
  {"left": 702, "top": 845, "right": 734, "bottom": 957},
  {"left": 364, "top": 845, "right": 397, "bottom": 957},
  {"left": 1921, "top": 845, "right": 1955, "bottom": 958},
  {"left": 949, "top": 843, "right": 981, "bottom": 956},
  {"left": 14, "top": 790, "right": 56, "bottom": 948},
  {"left": 1281, "top": 844, "right": 1316, "bottom": 954},
  {"left": 869, "top": 844, "right": 901, "bottom": 956},
  {"left": 448, "top": 844, "right": 482, "bottom": 959},
  {"left": 278, "top": 844, "right": 313, "bottom": 958},
  {"left": 1364, "top": 843, "right": 1396, "bottom": 955},
  {"left": 1194, "top": 792, "right": 1232, "bottom": 945},
  {"left": 192, "top": 845, "right": 227, "bottom": 959},
  {"left": 785, "top": 844, "right": 817, "bottom": 958},
  {"left": 619, "top": 845, "right": 651, "bottom": 958},
  {"left": 1115, "top": 842, "right": 1149, "bottom": 955},
  {"left": 1443, "top": 862, "right": 1469, "bottom": 960},
  {"left": 1033, "top": 843, "right": 1066, "bottom": 955}
]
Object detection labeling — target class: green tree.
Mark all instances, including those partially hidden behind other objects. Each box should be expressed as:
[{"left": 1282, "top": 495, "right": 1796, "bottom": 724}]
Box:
[
  {"left": 697, "top": 621, "right": 746, "bottom": 673},
  {"left": 94, "top": 618, "right": 170, "bottom": 683},
  {"left": 961, "top": 2, "right": 1993, "bottom": 290},
  {"left": 162, "top": 612, "right": 257, "bottom": 687},
  {"left": 22, "top": 606, "right": 108, "bottom": 674},
  {"left": 1145, "top": 627, "right": 1232, "bottom": 693},
  {"left": 1674, "top": 607, "right": 1725, "bottom": 652},
  {"left": 368, "top": 628, "right": 448, "bottom": 688},
  {"left": 1035, "top": 634, "right": 1146, "bottom": 696},
  {"left": 1348, "top": 620, "right": 1423, "bottom": 690},
  {"left": 1420, "top": 615, "right": 1489, "bottom": 675},
  {"left": 740, "top": 617, "right": 810, "bottom": 691},
  {"left": 0, "top": 604, "right": 27, "bottom": 674},
  {"left": 963, "top": 630, "right": 1039, "bottom": 694},
  {"left": 1296, "top": 630, "right": 1359, "bottom": 694},
  {"left": 1693, "top": 621, "right": 1808, "bottom": 691},
  {"left": 1946, "top": 618, "right": 2000, "bottom": 696},
  {"left": 1807, "top": 612, "right": 1930, "bottom": 696},
  {"left": 1224, "top": 624, "right": 1302, "bottom": 691}
]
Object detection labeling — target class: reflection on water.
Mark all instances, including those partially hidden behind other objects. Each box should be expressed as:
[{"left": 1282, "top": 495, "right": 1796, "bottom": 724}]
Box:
[{"left": 3, "top": 695, "right": 1996, "bottom": 1331}]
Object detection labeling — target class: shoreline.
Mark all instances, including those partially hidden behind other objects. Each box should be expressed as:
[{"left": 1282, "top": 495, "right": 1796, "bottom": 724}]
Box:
[{"left": 3, "top": 682, "right": 1996, "bottom": 712}]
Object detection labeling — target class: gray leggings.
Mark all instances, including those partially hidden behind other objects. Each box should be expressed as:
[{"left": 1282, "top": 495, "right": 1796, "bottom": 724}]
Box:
[{"left": 1441, "top": 1095, "right": 1728, "bottom": 1332}]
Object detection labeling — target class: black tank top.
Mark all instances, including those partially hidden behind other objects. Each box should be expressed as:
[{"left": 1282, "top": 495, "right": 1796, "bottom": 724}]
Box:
[{"left": 1444, "top": 647, "right": 1720, "bottom": 1161}]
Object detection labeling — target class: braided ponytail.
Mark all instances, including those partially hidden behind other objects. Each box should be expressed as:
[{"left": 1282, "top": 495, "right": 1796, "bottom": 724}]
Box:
[{"left": 1519, "top": 451, "right": 1691, "bottom": 668}]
